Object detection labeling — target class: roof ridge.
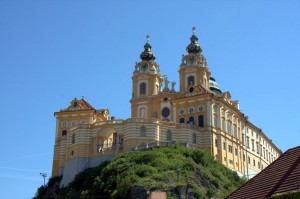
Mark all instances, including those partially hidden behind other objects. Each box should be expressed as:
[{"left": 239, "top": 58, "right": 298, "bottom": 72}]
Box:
[
  {"left": 266, "top": 150, "right": 300, "bottom": 197},
  {"left": 226, "top": 145, "right": 300, "bottom": 199}
]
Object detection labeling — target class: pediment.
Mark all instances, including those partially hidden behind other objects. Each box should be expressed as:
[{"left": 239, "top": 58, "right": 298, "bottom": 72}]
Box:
[{"left": 63, "top": 98, "right": 95, "bottom": 111}]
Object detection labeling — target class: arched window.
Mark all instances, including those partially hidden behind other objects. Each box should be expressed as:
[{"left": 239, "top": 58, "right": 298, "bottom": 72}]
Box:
[
  {"left": 140, "top": 83, "right": 146, "bottom": 94},
  {"left": 140, "top": 126, "right": 146, "bottom": 137},
  {"left": 193, "top": 133, "right": 197, "bottom": 144},
  {"left": 179, "top": 118, "right": 185, "bottom": 123},
  {"left": 188, "top": 76, "right": 195, "bottom": 85},
  {"left": 166, "top": 130, "right": 172, "bottom": 141},
  {"left": 62, "top": 130, "right": 67, "bottom": 136}
]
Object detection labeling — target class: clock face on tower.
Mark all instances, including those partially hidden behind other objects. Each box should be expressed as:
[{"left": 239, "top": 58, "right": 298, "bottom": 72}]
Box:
[
  {"left": 142, "top": 63, "right": 148, "bottom": 71},
  {"left": 189, "top": 56, "right": 195, "bottom": 64}
]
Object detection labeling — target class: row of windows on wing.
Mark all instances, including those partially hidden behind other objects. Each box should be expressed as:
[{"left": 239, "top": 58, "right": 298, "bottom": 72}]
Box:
[
  {"left": 218, "top": 139, "right": 269, "bottom": 170},
  {"left": 243, "top": 133, "right": 277, "bottom": 157},
  {"left": 244, "top": 136, "right": 277, "bottom": 162},
  {"left": 213, "top": 115, "right": 240, "bottom": 138},
  {"left": 213, "top": 105, "right": 240, "bottom": 124},
  {"left": 179, "top": 115, "right": 205, "bottom": 127},
  {"left": 61, "top": 120, "right": 86, "bottom": 128},
  {"left": 140, "top": 126, "right": 197, "bottom": 144}
]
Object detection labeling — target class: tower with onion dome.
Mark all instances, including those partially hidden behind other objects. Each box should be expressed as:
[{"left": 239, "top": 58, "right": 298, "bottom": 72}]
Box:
[
  {"left": 179, "top": 27, "right": 211, "bottom": 93},
  {"left": 130, "top": 35, "right": 163, "bottom": 118}
]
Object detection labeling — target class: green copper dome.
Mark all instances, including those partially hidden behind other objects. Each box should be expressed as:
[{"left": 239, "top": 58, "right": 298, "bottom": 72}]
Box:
[
  {"left": 209, "top": 76, "right": 222, "bottom": 95},
  {"left": 140, "top": 35, "right": 156, "bottom": 61},
  {"left": 186, "top": 27, "right": 202, "bottom": 54}
]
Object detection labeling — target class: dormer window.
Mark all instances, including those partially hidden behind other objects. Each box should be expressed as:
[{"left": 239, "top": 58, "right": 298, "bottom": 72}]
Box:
[{"left": 73, "top": 101, "right": 78, "bottom": 107}]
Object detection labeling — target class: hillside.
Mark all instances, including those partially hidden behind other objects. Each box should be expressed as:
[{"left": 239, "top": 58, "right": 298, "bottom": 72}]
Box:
[{"left": 34, "top": 145, "right": 246, "bottom": 199}]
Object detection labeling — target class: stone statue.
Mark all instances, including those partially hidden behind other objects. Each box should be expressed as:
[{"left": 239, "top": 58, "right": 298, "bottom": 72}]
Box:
[
  {"left": 164, "top": 76, "right": 170, "bottom": 89},
  {"left": 157, "top": 65, "right": 160, "bottom": 74},
  {"left": 181, "top": 54, "right": 185, "bottom": 64},
  {"left": 171, "top": 81, "right": 176, "bottom": 93},
  {"left": 134, "top": 62, "right": 138, "bottom": 71},
  {"left": 171, "top": 81, "right": 176, "bottom": 92}
]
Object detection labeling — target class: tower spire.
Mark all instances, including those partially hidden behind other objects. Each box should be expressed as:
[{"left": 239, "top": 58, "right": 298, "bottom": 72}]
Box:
[
  {"left": 186, "top": 27, "right": 202, "bottom": 54},
  {"left": 140, "top": 35, "right": 156, "bottom": 61}
]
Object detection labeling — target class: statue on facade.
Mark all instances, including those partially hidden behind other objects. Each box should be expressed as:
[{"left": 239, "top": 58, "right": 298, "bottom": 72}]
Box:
[
  {"left": 134, "top": 62, "right": 139, "bottom": 73},
  {"left": 171, "top": 81, "right": 176, "bottom": 92},
  {"left": 163, "top": 75, "right": 170, "bottom": 91}
]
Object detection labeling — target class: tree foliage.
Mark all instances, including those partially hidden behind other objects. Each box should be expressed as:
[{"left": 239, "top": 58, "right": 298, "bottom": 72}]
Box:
[{"left": 34, "top": 145, "right": 246, "bottom": 199}]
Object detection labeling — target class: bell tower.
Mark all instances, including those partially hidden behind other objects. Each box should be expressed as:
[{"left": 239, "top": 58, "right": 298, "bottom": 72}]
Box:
[
  {"left": 130, "top": 35, "right": 163, "bottom": 118},
  {"left": 179, "top": 27, "right": 211, "bottom": 92}
]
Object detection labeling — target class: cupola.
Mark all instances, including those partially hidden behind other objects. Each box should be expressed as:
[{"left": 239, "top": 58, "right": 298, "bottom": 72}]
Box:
[
  {"left": 209, "top": 76, "right": 222, "bottom": 95},
  {"left": 140, "top": 35, "right": 156, "bottom": 61},
  {"left": 186, "top": 27, "right": 202, "bottom": 54}
]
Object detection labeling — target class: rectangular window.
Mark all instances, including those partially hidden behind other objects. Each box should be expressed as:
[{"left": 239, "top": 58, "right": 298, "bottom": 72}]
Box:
[
  {"left": 235, "top": 148, "right": 238, "bottom": 156},
  {"left": 222, "top": 118, "right": 225, "bottom": 131},
  {"left": 223, "top": 142, "right": 226, "bottom": 151},
  {"left": 215, "top": 139, "right": 218, "bottom": 147},
  {"left": 246, "top": 137, "right": 250, "bottom": 148},
  {"left": 227, "top": 121, "right": 232, "bottom": 135},
  {"left": 213, "top": 114, "right": 218, "bottom": 128},
  {"left": 198, "top": 115, "right": 204, "bottom": 127},
  {"left": 228, "top": 145, "right": 233, "bottom": 153},
  {"left": 252, "top": 140, "right": 255, "bottom": 151},
  {"left": 233, "top": 125, "right": 237, "bottom": 137},
  {"left": 242, "top": 134, "right": 245, "bottom": 144}
]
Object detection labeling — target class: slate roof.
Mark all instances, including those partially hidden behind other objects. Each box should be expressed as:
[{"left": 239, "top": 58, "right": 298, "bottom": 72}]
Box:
[{"left": 226, "top": 146, "right": 300, "bottom": 199}]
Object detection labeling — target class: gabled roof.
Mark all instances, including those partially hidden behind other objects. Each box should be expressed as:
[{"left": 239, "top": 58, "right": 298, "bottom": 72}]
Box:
[
  {"left": 61, "top": 98, "right": 96, "bottom": 112},
  {"left": 80, "top": 98, "right": 95, "bottom": 110},
  {"left": 226, "top": 146, "right": 300, "bottom": 199},
  {"left": 195, "top": 84, "right": 213, "bottom": 94}
]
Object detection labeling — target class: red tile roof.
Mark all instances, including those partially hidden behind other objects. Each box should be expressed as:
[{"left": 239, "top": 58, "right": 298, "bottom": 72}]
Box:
[
  {"left": 226, "top": 146, "right": 300, "bottom": 199},
  {"left": 80, "top": 98, "right": 95, "bottom": 110}
]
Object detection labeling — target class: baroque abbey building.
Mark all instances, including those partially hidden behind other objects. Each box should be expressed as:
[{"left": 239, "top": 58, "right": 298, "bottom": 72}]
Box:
[{"left": 52, "top": 28, "right": 281, "bottom": 186}]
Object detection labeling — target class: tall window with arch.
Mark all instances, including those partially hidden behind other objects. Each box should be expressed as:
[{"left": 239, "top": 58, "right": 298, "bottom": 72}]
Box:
[
  {"left": 62, "top": 130, "right": 67, "bottom": 136},
  {"left": 179, "top": 118, "right": 185, "bottom": 123},
  {"left": 198, "top": 115, "right": 204, "bottom": 127},
  {"left": 140, "top": 126, "right": 146, "bottom": 137},
  {"left": 189, "top": 116, "right": 194, "bottom": 125},
  {"left": 140, "top": 82, "right": 146, "bottom": 94},
  {"left": 187, "top": 76, "right": 195, "bottom": 85},
  {"left": 166, "top": 130, "right": 172, "bottom": 141}
]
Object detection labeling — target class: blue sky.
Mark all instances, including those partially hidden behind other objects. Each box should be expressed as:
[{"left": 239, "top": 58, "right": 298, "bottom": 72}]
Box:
[{"left": 0, "top": 1, "right": 299, "bottom": 198}]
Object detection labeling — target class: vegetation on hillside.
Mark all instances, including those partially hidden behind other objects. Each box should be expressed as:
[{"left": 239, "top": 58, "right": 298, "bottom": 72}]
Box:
[{"left": 34, "top": 145, "right": 246, "bottom": 199}]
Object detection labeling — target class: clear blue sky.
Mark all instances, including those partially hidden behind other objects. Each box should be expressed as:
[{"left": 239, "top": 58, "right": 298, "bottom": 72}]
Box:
[{"left": 0, "top": 1, "right": 299, "bottom": 198}]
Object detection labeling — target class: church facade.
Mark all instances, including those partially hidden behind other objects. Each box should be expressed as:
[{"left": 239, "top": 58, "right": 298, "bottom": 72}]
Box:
[{"left": 52, "top": 28, "right": 281, "bottom": 186}]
